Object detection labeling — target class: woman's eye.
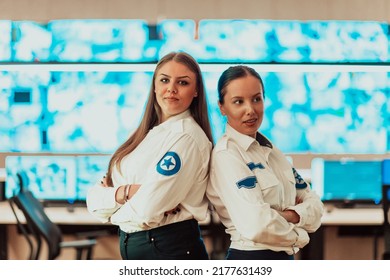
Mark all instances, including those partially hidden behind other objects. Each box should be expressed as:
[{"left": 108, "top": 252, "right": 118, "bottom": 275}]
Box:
[
  {"left": 160, "top": 78, "right": 169, "bottom": 83},
  {"left": 253, "top": 96, "right": 262, "bottom": 103},
  {"left": 233, "top": 100, "right": 242, "bottom": 104},
  {"left": 178, "top": 80, "right": 189, "bottom": 85}
]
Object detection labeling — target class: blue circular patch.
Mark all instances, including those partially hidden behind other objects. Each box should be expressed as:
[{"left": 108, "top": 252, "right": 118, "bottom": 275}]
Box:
[{"left": 156, "top": 151, "right": 181, "bottom": 176}]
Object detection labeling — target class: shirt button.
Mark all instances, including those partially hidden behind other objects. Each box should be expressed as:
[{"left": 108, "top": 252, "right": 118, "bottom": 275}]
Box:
[{"left": 187, "top": 251, "right": 190, "bottom": 255}]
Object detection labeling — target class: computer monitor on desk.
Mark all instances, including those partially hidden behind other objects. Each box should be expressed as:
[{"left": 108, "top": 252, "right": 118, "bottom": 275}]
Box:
[
  {"left": 311, "top": 158, "right": 382, "bottom": 207},
  {"left": 383, "top": 159, "right": 390, "bottom": 186}
]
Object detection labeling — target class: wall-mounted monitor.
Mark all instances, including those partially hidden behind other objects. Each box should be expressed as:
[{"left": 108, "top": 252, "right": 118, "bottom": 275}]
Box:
[
  {"left": 0, "top": 20, "right": 12, "bottom": 61},
  {"left": 0, "top": 71, "right": 50, "bottom": 152},
  {"left": 0, "top": 66, "right": 388, "bottom": 154},
  {"left": 46, "top": 71, "right": 152, "bottom": 153},
  {"left": 48, "top": 19, "right": 157, "bottom": 62},
  {"left": 12, "top": 21, "right": 52, "bottom": 62}
]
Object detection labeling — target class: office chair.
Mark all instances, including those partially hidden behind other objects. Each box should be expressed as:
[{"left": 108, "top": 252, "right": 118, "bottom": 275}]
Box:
[
  {"left": 383, "top": 185, "right": 390, "bottom": 259},
  {"left": 9, "top": 189, "right": 97, "bottom": 260}
]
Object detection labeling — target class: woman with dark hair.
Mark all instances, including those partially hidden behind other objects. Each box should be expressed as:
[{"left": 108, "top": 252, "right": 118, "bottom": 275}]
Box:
[
  {"left": 87, "top": 52, "right": 213, "bottom": 260},
  {"left": 207, "top": 65, "right": 323, "bottom": 260}
]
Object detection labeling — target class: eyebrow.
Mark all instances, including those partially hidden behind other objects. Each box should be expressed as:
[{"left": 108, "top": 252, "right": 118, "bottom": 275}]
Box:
[
  {"left": 159, "top": 73, "right": 192, "bottom": 79},
  {"left": 230, "top": 92, "right": 262, "bottom": 99}
]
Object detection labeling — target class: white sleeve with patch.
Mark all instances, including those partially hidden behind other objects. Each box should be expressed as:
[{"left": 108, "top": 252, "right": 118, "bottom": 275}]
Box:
[
  {"left": 111, "top": 133, "right": 210, "bottom": 226},
  {"left": 208, "top": 150, "right": 309, "bottom": 249}
]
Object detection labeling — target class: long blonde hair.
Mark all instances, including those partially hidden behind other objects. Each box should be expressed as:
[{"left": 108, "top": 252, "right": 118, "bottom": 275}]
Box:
[{"left": 106, "top": 51, "right": 213, "bottom": 186}]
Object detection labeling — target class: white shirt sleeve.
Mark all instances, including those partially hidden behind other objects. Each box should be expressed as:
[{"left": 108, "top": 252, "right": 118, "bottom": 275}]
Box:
[
  {"left": 86, "top": 168, "right": 128, "bottom": 223},
  {"left": 86, "top": 182, "right": 119, "bottom": 223},
  {"left": 112, "top": 133, "right": 210, "bottom": 226},
  {"left": 287, "top": 183, "right": 324, "bottom": 232},
  {"left": 208, "top": 149, "right": 309, "bottom": 248}
]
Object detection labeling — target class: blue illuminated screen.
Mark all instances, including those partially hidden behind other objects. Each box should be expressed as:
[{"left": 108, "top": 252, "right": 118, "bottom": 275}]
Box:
[
  {"left": 383, "top": 159, "right": 390, "bottom": 185},
  {"left": 5, "top": 155, "right": 110, "bottom": 203},
  {"left": 76, "top": 155, "right": 110, "bottom": 201},
  {"left": 0, "top": 69, "right": 388, "bottom": 154},
  {"left": 311, "top": 158, "right": 382, "bottom": 204},
  {"left": 5, "top": 156, "right": 77, "bottom": 201},
  {"left": 1, "top": 19, "right": 389, "bottom": 154}
]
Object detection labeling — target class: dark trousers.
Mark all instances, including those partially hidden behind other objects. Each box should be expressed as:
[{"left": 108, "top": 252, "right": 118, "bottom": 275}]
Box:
[
  {"left": 226, "top": 248, "right": 294, "bottom": 260},
  {"left": 119, "top": 219, "right": 209, "bottom": 260}
]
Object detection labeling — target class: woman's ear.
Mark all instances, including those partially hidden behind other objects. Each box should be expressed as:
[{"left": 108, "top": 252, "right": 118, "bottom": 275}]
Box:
[
  {"left": 218, "top": 101, "right": 226, "bottom": 116},
  {"left": 194, "top": 91, "right": 198, "bottom": 97}
]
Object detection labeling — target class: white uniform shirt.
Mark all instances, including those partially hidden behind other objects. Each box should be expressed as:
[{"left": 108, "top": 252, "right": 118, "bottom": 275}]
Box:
[
  {"left": 207, "top": 124, "right": 324, "bottom": 255},
  {"left": 87, "top": 110, "right": 212, "bottom": 233}
]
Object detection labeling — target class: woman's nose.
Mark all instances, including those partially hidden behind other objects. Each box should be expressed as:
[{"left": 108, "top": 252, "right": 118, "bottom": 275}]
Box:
[
  {"left": 245, "top": 104, "right": 255, "bottom": 114},
  {"left": 167, "top": 84, "right": 177, "bottom": 93}
]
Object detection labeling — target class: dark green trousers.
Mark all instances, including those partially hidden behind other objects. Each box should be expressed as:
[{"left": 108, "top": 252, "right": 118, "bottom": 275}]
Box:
[{"left": 119, "top": 219, "right": 209, "bottom": 260}]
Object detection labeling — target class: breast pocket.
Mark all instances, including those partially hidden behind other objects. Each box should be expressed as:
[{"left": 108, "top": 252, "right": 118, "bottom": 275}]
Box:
[
  {"left": 254, "top": 169, "right": 280, "bottom": 206},
  {"left": 284, "top": 169, "right": 296, "bottom": 186}
]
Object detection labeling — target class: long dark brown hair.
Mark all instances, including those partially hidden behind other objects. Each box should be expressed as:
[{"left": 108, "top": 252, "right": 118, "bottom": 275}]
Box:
[{"left": 106, "top": 51, "right": 213, "bottom": 186}]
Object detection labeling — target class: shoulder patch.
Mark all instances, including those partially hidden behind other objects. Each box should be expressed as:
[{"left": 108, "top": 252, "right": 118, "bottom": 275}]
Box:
[
  {"left": 247, "top": 162, "right": 265, "bottom": 171},
  {"left": 156, "top": 151, "right": 181, "bottom": 176},
  {"left": 236, "top": 176, "right": 257, "bottom": 189},
  {"left": 292, "top": 167, "right": 307, "bottom": 189}
]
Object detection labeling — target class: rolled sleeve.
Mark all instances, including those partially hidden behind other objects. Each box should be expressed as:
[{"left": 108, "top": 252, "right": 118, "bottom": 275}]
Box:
[{"left": 86, "top": 182, "right": 121, "bottom": 223}]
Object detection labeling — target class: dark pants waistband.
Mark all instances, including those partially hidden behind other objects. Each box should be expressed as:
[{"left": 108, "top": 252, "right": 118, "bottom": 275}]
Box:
[
  {"left": 226, "top": 248, "right": 294, "bottom": 260},
  {"left": 119, "top": 219, "right": 208, "bottom": 260},
  {"left": 120, "top": 219, "right": 199, "bottom": 239}
]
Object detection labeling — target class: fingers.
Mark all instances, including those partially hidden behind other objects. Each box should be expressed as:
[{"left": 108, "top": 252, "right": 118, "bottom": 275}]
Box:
[
  {"left": 164, "top": 206, "right": 181, "bottom": 216},
  {"left": 100, "top": 175, "right": 110, "bottom": 187}
]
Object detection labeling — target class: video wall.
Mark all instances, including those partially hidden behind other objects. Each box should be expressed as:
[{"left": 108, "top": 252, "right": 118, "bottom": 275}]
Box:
[
  {"left": 0, "top": 19, "right": 389, "bottom": 154},
  {"left": 1, "top": 19, "right": 388, "bottom": 63},
  {"left": 5, "top": 155, "right": 110, "bottom": 202}
]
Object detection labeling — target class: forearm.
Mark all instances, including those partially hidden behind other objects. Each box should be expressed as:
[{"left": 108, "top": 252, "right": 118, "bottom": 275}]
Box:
[
  {"left": 278, "top": 209, "right": 300, "bottom": 224},
  {"left": 115, "top": 184, "right": 141, "bottom": 204}
]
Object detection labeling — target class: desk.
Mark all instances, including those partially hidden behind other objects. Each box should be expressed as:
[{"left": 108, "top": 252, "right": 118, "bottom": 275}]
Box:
[
  {"left": 322, "top": 206, "right": 383, "bottom": 225},
  {"left": 0, "top": 201, "right": 213, "bottom": 260},
  {"left": 301, "top": 205, "right": 384, "bottom": 260},
  {"left": 0, "top": 202, "right": 384, "bottom": 260},
  {"left": 0, "top": 201, "right": 118, "bottom": 260}
]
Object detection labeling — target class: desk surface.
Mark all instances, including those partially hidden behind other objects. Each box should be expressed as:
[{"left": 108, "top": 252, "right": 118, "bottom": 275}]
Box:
[
  {"left": 0, "top": 201, "right": 384, "bottom": 226},
  {"left": 321, "top": 206, "right": 383, "bottom": 225},
  {"left": 0, "top": 201, "right": 212, "bottom": 226},
  {"left": 0, "top": 201, "right": 104, "bottom": 225}
]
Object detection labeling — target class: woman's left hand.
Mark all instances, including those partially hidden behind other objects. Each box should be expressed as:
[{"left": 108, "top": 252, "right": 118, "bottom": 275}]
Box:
[
  {"left": 278, "top": 209, "right": 300, "bottom": 224},
  {"left": 100, "top": 175, "right": 112, "bottom": 187},
  {"left": 164, "top": 206, "right": 181, "bottom": 216}
]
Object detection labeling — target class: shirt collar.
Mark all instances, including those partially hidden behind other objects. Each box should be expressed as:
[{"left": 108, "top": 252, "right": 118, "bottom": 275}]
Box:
[
  {"left": 159, "top": 110, "right": 192, "bottom": 129},
  {"left": 225, "top": 124, "right": 257, "bottom": 151},
  {"left": 256, "top": 132, "right": 273, "bottom": 149},
  {"left": 225, "top": 124, "right": 272, "bottom": 151}
]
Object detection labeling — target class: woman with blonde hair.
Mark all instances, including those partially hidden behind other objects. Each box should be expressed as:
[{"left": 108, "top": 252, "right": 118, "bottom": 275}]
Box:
[{"left": 87, "top": 51, "right": 213, "bottom": 260}]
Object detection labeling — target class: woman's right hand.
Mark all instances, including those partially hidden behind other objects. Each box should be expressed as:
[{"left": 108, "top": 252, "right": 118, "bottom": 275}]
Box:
[
  {"left": 100, "top": 175, "right": 112, "bottom": 187},
  {"left": 278, "top": 209, "right": 300, "bottom": 224},
  {"left": 164, "top": 206, "right": 181, "bottom": 216}
]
